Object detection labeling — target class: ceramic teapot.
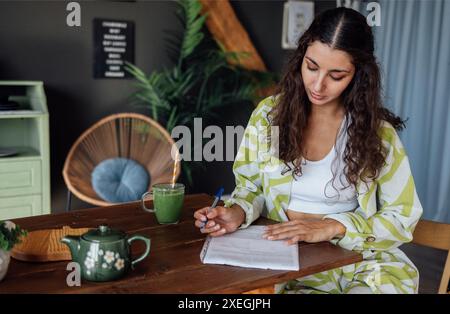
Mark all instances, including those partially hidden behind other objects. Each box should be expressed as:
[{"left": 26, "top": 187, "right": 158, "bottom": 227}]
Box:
[{"left": 61, "top": 225, "right": 151, "bottom": 282}]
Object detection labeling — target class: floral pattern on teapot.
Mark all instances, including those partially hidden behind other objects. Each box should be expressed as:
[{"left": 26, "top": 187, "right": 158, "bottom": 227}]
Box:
[{"left": 83, "top": 244, "right": 126, "bottom": 276}]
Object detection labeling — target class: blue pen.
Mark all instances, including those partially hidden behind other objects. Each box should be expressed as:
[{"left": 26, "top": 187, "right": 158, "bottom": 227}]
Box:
[{"left": 201, "top": 187, "right": 224, "bottom": 229}]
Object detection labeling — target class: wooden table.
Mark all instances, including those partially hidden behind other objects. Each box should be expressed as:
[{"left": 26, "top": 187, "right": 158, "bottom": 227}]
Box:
[{"left": 0, "top": 194, "right": 362, "bottom": 293}]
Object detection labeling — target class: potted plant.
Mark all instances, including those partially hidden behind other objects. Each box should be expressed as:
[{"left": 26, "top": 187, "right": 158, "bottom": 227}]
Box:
[
  {"left": 0, "top": 220, "right": 27, "bottom": 281},
  {"left": 125, "top": 0, "right": 277, "bottom": 189}
]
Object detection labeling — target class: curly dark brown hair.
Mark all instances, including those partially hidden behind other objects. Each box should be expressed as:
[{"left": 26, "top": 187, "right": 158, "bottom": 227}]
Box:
[{"left": 271, "top": 7, "right": 405, "bottom": 187}]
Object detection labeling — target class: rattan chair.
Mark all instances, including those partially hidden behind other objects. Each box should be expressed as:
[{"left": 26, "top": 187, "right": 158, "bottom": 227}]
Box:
[{"left": 63, "top": 113, "right": 180, "bottom": 208}]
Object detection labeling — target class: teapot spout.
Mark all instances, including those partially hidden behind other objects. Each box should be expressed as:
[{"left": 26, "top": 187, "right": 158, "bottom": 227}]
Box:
[{"left": 60, "top": 235, "right": 81, "bottom": 261}]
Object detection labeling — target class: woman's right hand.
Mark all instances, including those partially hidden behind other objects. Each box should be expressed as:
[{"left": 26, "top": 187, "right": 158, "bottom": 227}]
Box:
[{"left": 194, "top": 205, "right": 246, "bottom": 237}]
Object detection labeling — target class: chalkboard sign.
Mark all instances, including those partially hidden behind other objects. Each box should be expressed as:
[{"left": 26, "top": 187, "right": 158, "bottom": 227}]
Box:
[{"left": 93, "top": 18, "right": 135, "bottom": 79}]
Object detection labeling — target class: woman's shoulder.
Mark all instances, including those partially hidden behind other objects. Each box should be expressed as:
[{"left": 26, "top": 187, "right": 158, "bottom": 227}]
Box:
[
  {"left": 249, "top": 94, "right": 280, "bottom": 126},
  {"left": 377, "top": 120, "right": 406, "bottom": 154}
]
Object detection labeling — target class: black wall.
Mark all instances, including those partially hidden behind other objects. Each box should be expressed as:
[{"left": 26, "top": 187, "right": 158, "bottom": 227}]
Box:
[{"left": 0, "top": 0, "right": 336, "bottom": 212}]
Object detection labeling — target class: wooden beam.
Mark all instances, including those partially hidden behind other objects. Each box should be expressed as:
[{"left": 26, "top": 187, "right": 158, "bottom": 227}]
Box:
[{"left": 199, "top": 0, "right": 267, "bottom": 72}]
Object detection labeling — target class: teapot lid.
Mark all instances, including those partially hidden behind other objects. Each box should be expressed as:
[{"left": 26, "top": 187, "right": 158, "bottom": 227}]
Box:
[{"left": 82, "top": 225, "right": 126, "bottom": 243}]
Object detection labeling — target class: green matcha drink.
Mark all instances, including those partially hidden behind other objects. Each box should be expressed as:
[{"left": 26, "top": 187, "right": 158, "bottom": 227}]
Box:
[{"left": 141, "top": 183, "right": 185, "bottom": 224}]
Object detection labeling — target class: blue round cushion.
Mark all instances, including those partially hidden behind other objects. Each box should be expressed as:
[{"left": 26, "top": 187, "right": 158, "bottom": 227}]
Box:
[{"left": 92, "top": 158, "right": 150, "bottom": 203}]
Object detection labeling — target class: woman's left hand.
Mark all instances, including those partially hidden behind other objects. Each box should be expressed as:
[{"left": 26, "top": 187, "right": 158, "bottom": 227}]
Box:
[{"left": 262, "top": 218, "right": 346, "bottom": 245}]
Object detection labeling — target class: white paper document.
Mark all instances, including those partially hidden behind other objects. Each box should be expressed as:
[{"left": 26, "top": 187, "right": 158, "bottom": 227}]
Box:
[{"left": 200, "top": 225, "right": 299, "bottom": 271}]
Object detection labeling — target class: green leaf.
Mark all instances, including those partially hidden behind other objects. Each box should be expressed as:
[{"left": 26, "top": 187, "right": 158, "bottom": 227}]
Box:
[
  {"left": 166, "top": 106, "right": 179, "bottom": 133},
  {"left": 178, "top": 0, "right": 206, "bottom": 63},
  {"left": 0, "top": 221, "right": 27, "bottom": 251}
]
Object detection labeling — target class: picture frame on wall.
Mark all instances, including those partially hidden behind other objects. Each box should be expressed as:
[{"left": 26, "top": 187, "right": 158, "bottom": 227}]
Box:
[
  {"left": 282, "top": 0, "right": 315, "bottom": 50},
  {"left": 93, "top": 18, "right": 135, "bottom": 79}
]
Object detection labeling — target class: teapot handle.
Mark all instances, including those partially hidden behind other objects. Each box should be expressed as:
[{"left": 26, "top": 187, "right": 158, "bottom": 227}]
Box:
[{"left": 128, "top": 235, "right": 151, "bottom": 269}]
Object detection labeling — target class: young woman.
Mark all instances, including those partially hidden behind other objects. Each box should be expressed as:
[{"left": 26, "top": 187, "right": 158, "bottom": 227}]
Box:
[{"left": 194, "top": 7, "right": 423, "bottom": 294}]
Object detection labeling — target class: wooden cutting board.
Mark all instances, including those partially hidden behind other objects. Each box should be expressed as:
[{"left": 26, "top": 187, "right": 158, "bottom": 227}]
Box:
[{"left": 11, "top": 226, "right": 91, "bottom": 262}]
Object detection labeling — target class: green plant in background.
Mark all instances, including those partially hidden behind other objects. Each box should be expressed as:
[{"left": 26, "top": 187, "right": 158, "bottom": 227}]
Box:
[
  {"left": 0, "top": 221, "right": 27, "bottom": 251},
  {"left": 125, "top": 0, "right": 277, "bottom": 187}
]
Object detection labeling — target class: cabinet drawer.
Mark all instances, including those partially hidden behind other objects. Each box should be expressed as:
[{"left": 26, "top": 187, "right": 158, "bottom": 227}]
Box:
[
  {"left": 0, "top": 194, "right": 42, "bottom": 220},
  {"left": 0, "top": 160, "right": 42, "bottom": 197}
]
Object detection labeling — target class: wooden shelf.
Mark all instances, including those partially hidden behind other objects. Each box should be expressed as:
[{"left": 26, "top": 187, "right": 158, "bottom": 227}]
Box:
[
  {"left": 0, "top": 146, "right": 41, "bottom": 162},
  {"left": 0, "top": 110, "right": 45, "bottom": 119}
]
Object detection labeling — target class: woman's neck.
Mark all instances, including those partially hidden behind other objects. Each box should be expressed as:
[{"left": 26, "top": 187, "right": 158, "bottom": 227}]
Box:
[{"left": 310, "top": 99, "right": 345, "bottom": 121}]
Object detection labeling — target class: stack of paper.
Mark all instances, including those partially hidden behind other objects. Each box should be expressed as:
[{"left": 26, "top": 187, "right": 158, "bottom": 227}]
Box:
[{"left": 200, "top": 225, "right": 299, "bottom": 271}]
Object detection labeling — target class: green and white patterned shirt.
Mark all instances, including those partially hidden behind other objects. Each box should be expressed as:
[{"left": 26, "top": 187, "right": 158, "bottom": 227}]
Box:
[{"left": 224, "top": 95, "right": 423, "bottom": 253}]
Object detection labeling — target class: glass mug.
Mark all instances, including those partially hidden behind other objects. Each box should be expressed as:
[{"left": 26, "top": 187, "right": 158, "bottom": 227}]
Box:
[{"left": 141, "top": 183, "right": 185, "bottom": 224}]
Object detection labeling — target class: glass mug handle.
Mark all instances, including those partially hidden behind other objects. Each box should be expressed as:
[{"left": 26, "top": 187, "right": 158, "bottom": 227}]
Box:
[{"left": 141, "top": 191, "right": 156, "bottom": 213}]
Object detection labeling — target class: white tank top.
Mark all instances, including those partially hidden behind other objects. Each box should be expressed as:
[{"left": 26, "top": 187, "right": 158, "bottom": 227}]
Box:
[{"left": 287, "top": 116, "right": 358, "bottom": 214}]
